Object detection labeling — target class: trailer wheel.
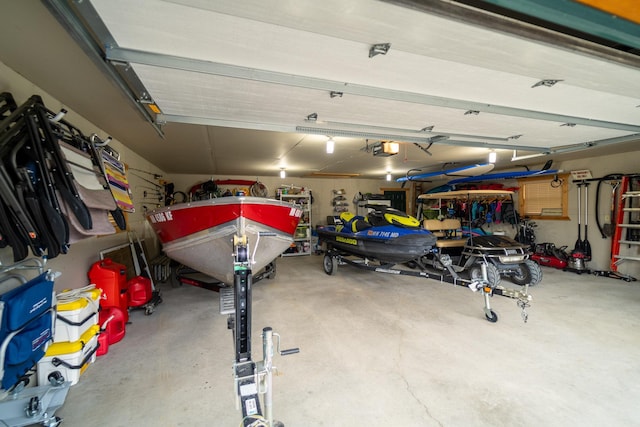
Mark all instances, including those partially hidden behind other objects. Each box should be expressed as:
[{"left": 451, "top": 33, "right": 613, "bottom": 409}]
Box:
[
  {"left": 323, "top": 254, "right": 338, "bottom": 275},
  {"left": 470, "top": 263, "right": 501, "bottom": 287},
  {"left": 511, "top": 260, "right": 542, "bottom": 286},
  {"left": 485, "top": 310, "right": 498, "bottom": 323}
]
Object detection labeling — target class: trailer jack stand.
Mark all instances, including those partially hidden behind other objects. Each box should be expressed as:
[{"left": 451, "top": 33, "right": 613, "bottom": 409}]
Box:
[
  {"left": 229, "top": 233, "right": 299, "bottom": 427},
  {"left": 234, "top": 327, "right": 299, "bottom": 427}
]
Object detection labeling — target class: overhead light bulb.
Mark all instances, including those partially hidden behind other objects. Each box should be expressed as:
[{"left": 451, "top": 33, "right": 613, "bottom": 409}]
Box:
[
  {"left": 488, "top": 151, "right": 497, "bottom": 164},
  {"left": 386, "top": 172, "right": 392, "bottom": 181},
  {"left": 326, "top": 137, "right": 335, "bottom": 154},
  {"left": 280, "top": 169, "right": 286, "bottom": 179}
]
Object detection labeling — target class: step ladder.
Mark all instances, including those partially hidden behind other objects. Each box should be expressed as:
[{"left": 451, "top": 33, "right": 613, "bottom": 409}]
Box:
[{"left": 610, "top": 175, "right": 640, "bottom": 271}]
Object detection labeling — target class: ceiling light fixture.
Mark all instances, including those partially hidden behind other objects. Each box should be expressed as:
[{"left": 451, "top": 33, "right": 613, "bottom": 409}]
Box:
[
  {"left": 295, "top": 126, "right": 546, "bottom": 152},
  {"left": 369, "top": 43, "right": 391, "bottom": 58},
  {"left": 280, "top": 168, "right": 286, "bottom": 179},
  {"left": 326, "top": 137, "right": 335, "bottom": 154},
  {"left": 488, "top": 150, "right": 497, "bottom": 163}
]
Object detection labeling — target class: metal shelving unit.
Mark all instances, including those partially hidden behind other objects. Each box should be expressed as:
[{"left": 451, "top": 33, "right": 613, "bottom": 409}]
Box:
[{"left": 279, "top": 192, "right": 312, "bottom": 256}]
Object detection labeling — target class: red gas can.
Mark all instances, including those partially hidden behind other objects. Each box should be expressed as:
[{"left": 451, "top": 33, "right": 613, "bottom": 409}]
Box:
[
  {"left": 88, "top": 258, "right": 129, "bottom": 322},
  {"left": 98, "top": 306, "right": 126, "bottom": 346},
  {"left": 127, "top": 276, "right": 152, "bottom": 307}
]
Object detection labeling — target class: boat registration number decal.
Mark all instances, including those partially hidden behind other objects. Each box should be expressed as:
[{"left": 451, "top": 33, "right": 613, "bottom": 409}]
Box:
[
  {"left": 366, "top": 230, "right": 399, "bottom": 238},
  {"left": 290, "top": 207, "right": 303, "bottom": 217},
  {"left": 336, "top": 236, "right": 357, "bottom": 245},
  {"left": 149, "top": 211, "right": 174, "bottom": 223}
]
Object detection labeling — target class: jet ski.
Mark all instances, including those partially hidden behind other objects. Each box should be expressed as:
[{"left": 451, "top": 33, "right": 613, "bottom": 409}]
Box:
[{"left": 317, "top": 206, "right": 437, "bottom": 264}]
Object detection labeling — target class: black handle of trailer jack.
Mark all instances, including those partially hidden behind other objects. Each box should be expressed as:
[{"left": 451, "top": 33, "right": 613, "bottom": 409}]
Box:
[{"left": 280, "top": 348, "right": 300, "bottom": 356}]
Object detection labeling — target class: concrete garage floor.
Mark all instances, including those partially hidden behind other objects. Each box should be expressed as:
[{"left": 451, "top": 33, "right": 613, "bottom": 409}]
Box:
[{"left": 56, "top": 255, "right": 640, "bottom": 427}]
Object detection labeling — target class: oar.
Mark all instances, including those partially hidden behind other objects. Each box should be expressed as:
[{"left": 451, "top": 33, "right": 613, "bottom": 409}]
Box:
[
  {"left": 583, "top": 183, "right": 592, "bottom": 260},
  {"left": 574, "top": 183, "right": 583, "bottom": 253}
]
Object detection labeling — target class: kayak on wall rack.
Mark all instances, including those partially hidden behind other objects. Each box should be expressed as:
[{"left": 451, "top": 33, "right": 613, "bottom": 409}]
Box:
[{"left": 397, "top": 163, "right": 495, "bottom": 182}]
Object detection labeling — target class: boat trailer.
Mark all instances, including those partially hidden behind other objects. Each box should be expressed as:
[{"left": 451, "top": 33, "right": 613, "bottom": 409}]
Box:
[
  {"left": 323, "top": 249, "right": 532, "bottom": 323},
  {"left": 219, "top": 233, "right": 299, "bottom": 427}
]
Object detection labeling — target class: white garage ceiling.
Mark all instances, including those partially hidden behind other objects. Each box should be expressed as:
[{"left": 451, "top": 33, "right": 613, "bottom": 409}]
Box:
[{"left": 2, "top": 0, "right": 639, "bottom": 180}]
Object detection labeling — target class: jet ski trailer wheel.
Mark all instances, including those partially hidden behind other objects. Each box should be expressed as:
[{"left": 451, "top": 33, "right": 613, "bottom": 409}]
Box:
[{"left": 323, "top": 253, "right": 338, "bottom": 275}]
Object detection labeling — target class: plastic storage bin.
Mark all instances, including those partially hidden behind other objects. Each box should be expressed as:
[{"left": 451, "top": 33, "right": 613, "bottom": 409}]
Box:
[
  {"left": 37, "top": 324, "right": 100, "bottom": 386},
  {"left": 54, "top": 288, "right": 101, "bottom": 343},
  {"left": 88, "top": 259, "right": 129, "bottom": 322}
]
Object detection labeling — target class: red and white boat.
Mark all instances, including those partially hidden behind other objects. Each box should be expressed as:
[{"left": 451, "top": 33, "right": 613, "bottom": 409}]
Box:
[{"left": 147, "top": 197, "right": 302, "bottom": 283}]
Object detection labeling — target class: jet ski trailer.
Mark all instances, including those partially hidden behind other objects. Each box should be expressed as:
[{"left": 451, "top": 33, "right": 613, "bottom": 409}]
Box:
[
  {"left": 322, "top": 248, "right": 531, "bottom": 323},
  {"left": 318, "top": 207, "right": 532, "bottom": 323}
]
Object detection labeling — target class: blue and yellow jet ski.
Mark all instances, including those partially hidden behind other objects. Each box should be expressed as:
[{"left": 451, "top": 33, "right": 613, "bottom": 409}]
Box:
[{"left": 317, "top": 206, "right": 437, "bottom": 264}]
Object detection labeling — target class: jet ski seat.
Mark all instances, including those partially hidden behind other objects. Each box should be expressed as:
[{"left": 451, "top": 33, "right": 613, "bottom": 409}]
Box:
[
  {"left": 337, "top": 212, "right": 371, "bottom": 232},
  {"left": 423, "top": 219, "right": 466, "bottom": 248}
]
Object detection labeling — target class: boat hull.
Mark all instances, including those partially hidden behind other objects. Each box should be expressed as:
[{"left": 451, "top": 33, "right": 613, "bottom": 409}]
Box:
[
  {"left": 147, "top": 197, "right": 302, "bottom": 284},
  {"left": 317, "top": 225, "right": 436, "bottom": 264}
]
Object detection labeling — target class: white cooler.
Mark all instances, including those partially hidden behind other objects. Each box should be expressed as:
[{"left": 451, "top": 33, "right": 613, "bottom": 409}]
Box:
[
  {"left": 54, "top": 288, "right": 101, "bottom": 343},
  {"left": 38, "top": 324, "right": 100, "bottom": 386}
]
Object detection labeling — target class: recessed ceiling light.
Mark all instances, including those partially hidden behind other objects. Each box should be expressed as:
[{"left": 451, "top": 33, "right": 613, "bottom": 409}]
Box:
[
  {"left": 488, "top": 151, "right": 497, "bottom": 164},
  {"left": 326, "top": 137, "right": 335, "bottom": 154}
]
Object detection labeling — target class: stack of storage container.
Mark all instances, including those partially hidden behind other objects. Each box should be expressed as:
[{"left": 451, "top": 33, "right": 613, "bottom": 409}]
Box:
[
  {"left": 1, "top": 260, "right": 70, "bottom": 427},
  {"left": 37, "top": 286, "right": 101, "bottom": 387}
]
